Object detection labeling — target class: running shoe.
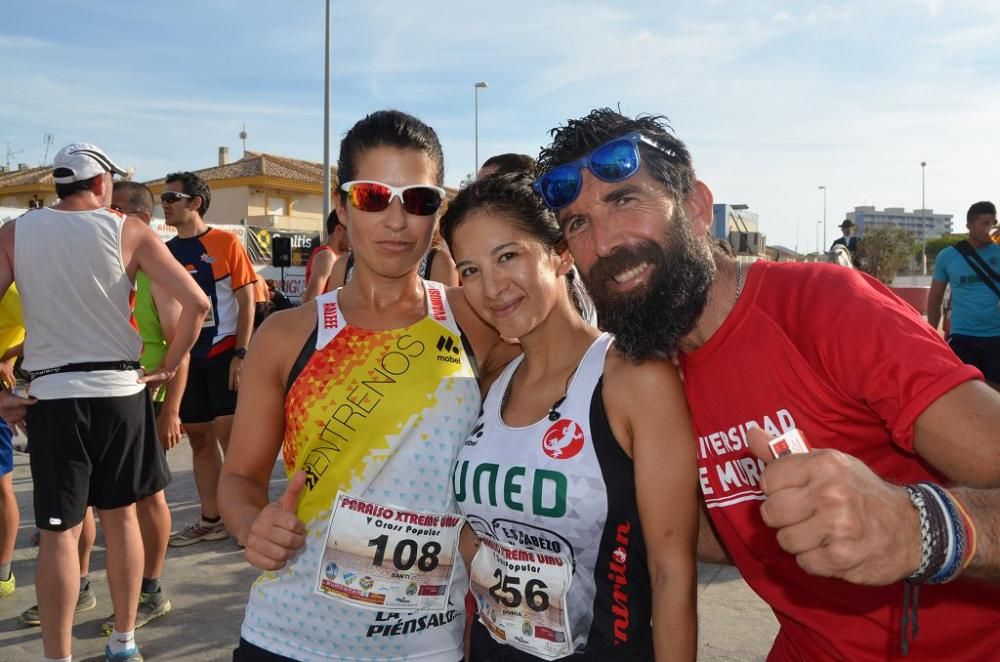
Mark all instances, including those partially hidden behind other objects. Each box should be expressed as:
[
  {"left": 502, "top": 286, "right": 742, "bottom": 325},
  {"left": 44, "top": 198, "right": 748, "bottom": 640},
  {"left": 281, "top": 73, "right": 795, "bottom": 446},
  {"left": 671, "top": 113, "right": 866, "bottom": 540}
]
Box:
[
  {"left": 168, "top": 520, "right": 228, "bottom": 547},
  {"left": 0, "top": 571, "right": 13, "bottom": 598},
  {"left": 101, "top": 590, "right": 172, "bottom": 635},
  {"left": 20, "top": 582, "right": 97, "bottom": 626},
  {"left": 105, "top": 645, "right": 143, "bottom": 662}
]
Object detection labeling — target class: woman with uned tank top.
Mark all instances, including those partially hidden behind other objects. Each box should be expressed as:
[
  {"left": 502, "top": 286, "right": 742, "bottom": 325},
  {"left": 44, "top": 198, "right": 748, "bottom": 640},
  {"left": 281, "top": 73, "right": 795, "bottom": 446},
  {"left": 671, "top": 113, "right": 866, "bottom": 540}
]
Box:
[
  {"left": 218, "top": 110, "right": 514, "bottom": 662},
  {"left": 441, "top": 174, "right": 699, "bottom": 661}
]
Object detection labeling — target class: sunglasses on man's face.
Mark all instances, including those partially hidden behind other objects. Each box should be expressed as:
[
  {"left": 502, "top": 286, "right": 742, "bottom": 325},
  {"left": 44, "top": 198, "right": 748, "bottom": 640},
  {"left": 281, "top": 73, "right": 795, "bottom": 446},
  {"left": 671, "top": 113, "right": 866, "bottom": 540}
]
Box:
[
  {"left": 160, "top": 191, "right": 192, "bottom": 204},
  {"left": 340, "top": 181, "right": 446, "bottom": 216},
  {"left": 533, "top": 131, "right": 677, "bottom": 210}
]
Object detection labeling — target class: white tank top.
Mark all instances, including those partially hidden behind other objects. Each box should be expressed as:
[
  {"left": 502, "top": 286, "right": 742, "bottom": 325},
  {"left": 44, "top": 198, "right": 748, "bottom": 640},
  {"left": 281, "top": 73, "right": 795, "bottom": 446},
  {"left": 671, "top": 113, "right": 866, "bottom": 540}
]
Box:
[
  {"left": 15, "top": 207, "right": 143, "bottom": 399},
  {"left": 455, "top": 333, "right": 655, "bottom": 657}
]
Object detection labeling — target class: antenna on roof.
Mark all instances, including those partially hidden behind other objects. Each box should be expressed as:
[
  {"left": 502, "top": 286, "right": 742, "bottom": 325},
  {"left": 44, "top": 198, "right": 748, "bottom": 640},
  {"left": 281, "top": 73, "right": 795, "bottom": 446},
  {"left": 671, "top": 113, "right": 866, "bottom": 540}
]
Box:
[
  {"left": 5, "top": 142, "right": 23, "bottom": 170},
  {"left": 239, "top": 122, "right": 248, "bottom": 155},
  {"left": 42, "top": 133, "right": 53, "bottom": 164}
]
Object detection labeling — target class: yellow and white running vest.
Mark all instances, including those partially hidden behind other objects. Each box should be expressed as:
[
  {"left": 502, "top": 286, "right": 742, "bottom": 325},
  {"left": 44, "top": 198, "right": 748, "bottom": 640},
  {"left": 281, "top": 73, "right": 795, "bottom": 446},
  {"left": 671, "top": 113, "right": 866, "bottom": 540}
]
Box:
[{"left": 241, "top": 281, "right": 480, "bottom": 661}]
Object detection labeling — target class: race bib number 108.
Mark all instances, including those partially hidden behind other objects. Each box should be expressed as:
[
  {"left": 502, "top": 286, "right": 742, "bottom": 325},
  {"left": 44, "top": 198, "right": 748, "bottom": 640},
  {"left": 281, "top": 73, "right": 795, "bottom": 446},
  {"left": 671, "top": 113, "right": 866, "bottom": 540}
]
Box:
[{"left": 314, "top": 491, "right": 463, "bottom": 612}]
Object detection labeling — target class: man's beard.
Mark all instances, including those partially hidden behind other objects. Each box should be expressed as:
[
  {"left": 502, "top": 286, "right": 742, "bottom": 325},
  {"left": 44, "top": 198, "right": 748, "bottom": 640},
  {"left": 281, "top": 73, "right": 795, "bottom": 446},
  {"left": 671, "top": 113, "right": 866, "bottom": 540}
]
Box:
[{"left": 581, "top": 208, "right": 716, "bottom": 360}]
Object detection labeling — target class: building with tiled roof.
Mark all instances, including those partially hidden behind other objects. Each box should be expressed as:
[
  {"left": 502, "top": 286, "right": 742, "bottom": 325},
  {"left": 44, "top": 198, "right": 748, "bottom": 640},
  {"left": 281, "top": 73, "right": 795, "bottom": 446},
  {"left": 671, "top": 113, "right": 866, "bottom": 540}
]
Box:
[
  {"left": 0, "top": 164, "right": 56, "bottom": 209},
  {"left": 0, "top": 149, "right": 334, "bottom": 234},
  {"left": 1, "top": 148, "right": 459, "bottom": 257},
  {"left": 145, "top": 148, "right": 336, "bottom": 233}
]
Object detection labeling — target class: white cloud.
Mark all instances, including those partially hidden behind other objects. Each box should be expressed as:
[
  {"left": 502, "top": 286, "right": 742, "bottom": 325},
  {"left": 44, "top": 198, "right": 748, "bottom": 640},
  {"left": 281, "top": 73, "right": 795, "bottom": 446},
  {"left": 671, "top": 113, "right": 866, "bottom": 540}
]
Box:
[
  {"left": 804, "top": 6, "right": 853, "bottom": 25},
  {"left": 929, "top": 23, "right": 1000, "bottom": 52},
  {"left": 0, "top": 35, "right": 48, "bottom": 49}
]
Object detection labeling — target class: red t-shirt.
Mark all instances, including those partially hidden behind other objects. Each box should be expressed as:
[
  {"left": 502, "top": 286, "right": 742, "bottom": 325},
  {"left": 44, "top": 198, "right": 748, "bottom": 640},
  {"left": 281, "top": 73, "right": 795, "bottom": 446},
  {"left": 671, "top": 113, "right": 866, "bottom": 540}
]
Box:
[{"left": 681, "top": 261, "right": 998, "bottom": 661}]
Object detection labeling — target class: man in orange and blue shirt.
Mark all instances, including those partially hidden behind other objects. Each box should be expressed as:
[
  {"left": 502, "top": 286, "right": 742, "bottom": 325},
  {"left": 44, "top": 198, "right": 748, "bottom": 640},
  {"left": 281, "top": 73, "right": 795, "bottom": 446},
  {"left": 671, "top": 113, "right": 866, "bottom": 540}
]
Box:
[{"left": 162, "top": 171, "right": 257, "bottom": 546}]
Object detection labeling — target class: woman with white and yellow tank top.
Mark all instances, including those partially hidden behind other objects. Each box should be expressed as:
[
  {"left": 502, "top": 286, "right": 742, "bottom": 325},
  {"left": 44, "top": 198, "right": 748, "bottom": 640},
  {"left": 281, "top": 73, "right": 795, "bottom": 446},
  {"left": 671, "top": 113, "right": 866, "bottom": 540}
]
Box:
[{"left": 219, "top": 110, "right": 514, "bottom": 662}]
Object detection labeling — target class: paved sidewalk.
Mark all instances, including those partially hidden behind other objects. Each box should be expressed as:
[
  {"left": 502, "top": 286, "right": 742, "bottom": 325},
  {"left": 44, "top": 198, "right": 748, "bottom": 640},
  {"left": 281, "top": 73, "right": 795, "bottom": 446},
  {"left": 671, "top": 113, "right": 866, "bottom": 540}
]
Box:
[{"left": 0, "top": 441, "right": 777, "bottom": 661}]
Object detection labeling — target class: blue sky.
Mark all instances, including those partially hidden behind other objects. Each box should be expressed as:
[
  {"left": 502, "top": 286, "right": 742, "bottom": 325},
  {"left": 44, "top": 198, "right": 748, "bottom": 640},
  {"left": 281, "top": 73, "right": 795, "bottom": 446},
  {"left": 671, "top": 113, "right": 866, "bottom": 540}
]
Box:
[{"left": 2, "top": 0, "right": 999, "bottom": 250}]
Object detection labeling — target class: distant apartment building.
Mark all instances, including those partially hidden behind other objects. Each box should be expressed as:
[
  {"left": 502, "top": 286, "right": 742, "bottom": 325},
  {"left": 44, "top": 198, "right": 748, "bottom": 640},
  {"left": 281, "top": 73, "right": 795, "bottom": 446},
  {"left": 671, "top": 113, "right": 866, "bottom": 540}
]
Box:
[
  {"left": 713, "top": 203, "right": 766, "bottom": 255},
  {"left": 846, "top": 206, "right": 952, "bottom": 242}
]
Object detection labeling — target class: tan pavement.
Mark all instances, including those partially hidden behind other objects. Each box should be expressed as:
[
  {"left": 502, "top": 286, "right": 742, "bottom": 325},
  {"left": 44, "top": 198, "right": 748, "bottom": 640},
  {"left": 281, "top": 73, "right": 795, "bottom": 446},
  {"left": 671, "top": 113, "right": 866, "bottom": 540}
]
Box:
[{"left": 0, "top": 440, "right": 777, "bottom": 661}]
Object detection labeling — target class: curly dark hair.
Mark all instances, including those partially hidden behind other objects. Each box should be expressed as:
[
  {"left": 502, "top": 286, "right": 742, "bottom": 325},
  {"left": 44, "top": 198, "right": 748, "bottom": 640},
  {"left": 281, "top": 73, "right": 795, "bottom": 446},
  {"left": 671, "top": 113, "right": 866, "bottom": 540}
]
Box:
[
  {"left": 537, "top": 107, "right": 696, "bottom": 203},
  {"left": 165, "top": 171, "right": 211, "bottom": 216}
]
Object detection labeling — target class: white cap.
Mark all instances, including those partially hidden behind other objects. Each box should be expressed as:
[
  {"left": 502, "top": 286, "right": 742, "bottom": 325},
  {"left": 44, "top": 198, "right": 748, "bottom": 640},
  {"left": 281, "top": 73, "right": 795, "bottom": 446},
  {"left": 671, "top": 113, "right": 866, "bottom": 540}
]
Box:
[{"left": 52, "top": 143, "right": 128, "bottom": 184}]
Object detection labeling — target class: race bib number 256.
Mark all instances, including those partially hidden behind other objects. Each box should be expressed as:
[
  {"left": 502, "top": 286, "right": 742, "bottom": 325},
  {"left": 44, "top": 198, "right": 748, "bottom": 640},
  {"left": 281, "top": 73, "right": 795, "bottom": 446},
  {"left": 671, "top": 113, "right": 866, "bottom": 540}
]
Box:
[
  {"left": 314, "top": 491, "right": 463, "bottom": 612},
  {"left": 471, "top": 537, "right": 574, "bottom": 660}
]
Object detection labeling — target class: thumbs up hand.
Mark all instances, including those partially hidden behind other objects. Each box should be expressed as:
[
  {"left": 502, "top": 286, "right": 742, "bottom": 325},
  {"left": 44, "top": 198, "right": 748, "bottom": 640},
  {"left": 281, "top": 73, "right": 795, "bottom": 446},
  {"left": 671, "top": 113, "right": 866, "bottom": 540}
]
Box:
[
  {"left": 244, "top": 471, "right": 309, "bottom": 571},
  {"left": 747, "top": 427, "right": 921, "bottom": 586}
]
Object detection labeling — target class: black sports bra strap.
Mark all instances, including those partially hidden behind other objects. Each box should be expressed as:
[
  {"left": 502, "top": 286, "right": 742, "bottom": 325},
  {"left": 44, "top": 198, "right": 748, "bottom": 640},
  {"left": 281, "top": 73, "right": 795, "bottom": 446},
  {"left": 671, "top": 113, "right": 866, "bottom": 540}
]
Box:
[
  {"left": 285, "top": 326, "right": 319, "bottom": 396},
  {"left": 458, "top": 326, "right": 479, "bottom": 381}
]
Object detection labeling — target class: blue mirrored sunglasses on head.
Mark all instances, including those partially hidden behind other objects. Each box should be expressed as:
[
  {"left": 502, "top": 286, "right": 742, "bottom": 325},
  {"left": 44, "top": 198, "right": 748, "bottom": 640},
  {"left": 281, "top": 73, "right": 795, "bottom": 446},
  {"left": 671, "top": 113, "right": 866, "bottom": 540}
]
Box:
[{"left": 533, "top": 131, "right": 676, "bottom": 210}]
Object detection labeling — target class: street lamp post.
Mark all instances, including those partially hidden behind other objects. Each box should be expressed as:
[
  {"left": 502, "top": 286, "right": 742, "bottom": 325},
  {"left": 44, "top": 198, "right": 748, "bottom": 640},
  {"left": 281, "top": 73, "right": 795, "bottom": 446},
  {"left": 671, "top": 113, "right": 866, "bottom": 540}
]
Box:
[
  {"left": 921, "top": 161, "right": 927, "bottom": 275},
  {"left": 474, "top": 81, "right": 489, "bottom": 175},
  {"left": 819, "top": 185, "right": 827, "bottom": 251},
  {"left": 321, "top": 0, "right": 332, "bottom": 241},
  {"left": 816, "top": 221, "right": 822, "bottom": 255}
]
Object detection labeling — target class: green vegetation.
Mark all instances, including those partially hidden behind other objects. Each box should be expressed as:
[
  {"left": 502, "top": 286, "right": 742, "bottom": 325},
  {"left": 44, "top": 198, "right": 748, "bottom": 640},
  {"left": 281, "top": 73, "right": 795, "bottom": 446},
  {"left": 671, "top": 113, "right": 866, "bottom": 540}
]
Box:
[
  {"left": 922, "top": 233, "right": 967, "bottom": 262},
  {"left": 858, "top": 227, "right": 917, "bottom": 284}
]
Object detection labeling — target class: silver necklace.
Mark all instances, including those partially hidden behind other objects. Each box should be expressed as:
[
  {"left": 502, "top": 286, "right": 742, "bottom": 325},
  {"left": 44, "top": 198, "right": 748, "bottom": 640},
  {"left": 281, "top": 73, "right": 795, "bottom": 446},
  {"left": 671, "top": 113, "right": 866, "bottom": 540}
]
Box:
[{"left": 735, "top": 259, "right": 745, "bottom": 301}]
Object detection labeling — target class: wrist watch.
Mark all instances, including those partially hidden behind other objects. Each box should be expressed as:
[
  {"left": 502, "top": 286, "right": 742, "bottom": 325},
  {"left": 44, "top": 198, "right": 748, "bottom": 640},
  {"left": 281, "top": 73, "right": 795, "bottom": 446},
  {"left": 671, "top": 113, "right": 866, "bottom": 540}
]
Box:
[{"left": 233, "top": 347, "right": 248, "bottom": 360}]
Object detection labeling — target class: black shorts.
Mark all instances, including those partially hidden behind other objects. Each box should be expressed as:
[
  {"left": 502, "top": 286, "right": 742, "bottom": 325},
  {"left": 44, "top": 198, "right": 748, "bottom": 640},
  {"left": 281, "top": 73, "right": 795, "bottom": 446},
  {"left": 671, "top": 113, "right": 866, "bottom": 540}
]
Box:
[
  {"left": 470, "top": 618, "right": 651, "bottom": 661},
  {"left": 180, "top": 349, "right": 238, "bottom": 424},
  {"left": 232, "top": 638, "right": 299, "bottom": 662},
  {"left": 27, "top": 390, "right": 171, "bottom": 531},
  {"left": 948, "top": 334, "right": 1000, "bottom": 384},
  {"left": 232, "top": 637, "right": 463, "bottom": 662}
]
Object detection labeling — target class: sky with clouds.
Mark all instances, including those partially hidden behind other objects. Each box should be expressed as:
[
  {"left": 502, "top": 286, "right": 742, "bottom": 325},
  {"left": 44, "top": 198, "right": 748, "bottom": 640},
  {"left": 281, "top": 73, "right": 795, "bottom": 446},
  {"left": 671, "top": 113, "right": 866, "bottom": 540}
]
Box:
[{"left": 2, "top": 0, "right": 999, "bottom": 250}]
